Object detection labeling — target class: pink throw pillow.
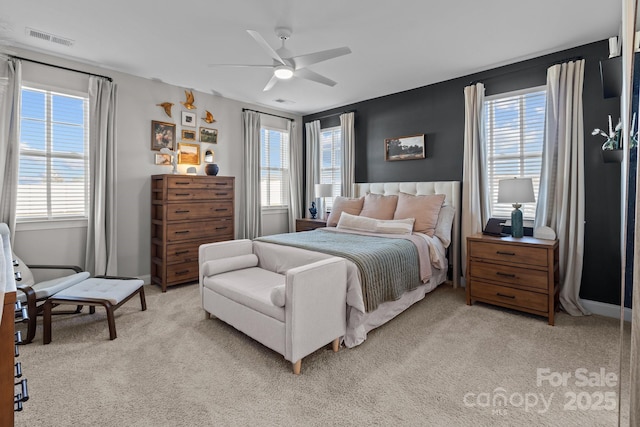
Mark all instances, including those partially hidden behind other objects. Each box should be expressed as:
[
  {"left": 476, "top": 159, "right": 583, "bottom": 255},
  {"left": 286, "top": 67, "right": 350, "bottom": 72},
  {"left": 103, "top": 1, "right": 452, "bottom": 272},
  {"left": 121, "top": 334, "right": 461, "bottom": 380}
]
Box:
[
  {"left": 359, "top": 193, "right": 398, "bottom": 220},
  {"left": 393, "top": 192, "right": 445, "bottom": 236},
  {"left": 326, "top": 196, "right": 365, "bottom": 227}
]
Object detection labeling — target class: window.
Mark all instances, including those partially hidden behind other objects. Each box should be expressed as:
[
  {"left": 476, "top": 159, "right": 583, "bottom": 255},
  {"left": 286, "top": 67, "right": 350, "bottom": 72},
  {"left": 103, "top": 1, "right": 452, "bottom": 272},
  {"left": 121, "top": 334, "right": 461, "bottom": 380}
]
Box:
[
  {"left": 484, "top": 87, "right": 546, "bottom": 221},
  {"left": 17, "top": 86, "right": 89, "bottom": 221},
  {"left": 260, "top": 127, "right": 289, "bottom": 207},
  {"left": 320, "top": 126, "right": 342, "bottom": 210}
]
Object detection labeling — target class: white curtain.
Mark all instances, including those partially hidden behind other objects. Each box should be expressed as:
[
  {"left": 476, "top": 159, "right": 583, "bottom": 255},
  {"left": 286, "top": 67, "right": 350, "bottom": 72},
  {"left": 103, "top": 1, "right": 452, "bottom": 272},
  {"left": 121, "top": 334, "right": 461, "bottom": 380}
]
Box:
[
  {"left": 85, "top": 76, "right": 118, "bottom": 276},
  {"left": 461, "top": 83, "right": 490, "bottom": 277},
  {"left": 535, "top": 60, "right": 588, "bottom": 316},
  {"left": 340, "top": 112, "right": 355, "bottom": 197},
  {"left": 305, "top": 120, "right": 321, "bottom": 218},
  {"left": 0, "top": 58, "right": 21, "bottom": 242},
  {"left": 241, "top": 111, "right": 262, "bottom": 239},
  {"left": 288, "top": 120, "right": 303, "bottom": 232}
]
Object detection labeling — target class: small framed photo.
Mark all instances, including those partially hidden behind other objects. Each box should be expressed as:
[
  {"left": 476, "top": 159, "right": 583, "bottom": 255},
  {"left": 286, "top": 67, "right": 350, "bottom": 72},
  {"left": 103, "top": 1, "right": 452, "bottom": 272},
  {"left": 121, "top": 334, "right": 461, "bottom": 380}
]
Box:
[
  {"left": 384, "top": 134, "right": 425, "bottom": 161},
  {"left": 182, "top": 111, "right": 196, "bottom": 127},
  {"left": 200, "top": 127, "right": 218, "bottom": 143},
  {"left": 155, "top": 153, "right": 171, "bottom": 165},
  {"left": 151, "top": 120, "right": 176, "bottom": 151},
  {"left": 182, "top": 129, "right": 196, "bottom": 141},
  {"left": 178, "top": 142, "right": 200, "bottom": 165}
]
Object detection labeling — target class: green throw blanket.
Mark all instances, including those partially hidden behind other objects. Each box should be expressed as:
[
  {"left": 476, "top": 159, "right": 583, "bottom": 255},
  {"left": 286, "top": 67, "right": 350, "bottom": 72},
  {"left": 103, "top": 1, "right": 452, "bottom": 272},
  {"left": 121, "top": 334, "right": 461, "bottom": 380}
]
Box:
[{"left": 256, "top": 229, "right": 422, "bottom": 311}]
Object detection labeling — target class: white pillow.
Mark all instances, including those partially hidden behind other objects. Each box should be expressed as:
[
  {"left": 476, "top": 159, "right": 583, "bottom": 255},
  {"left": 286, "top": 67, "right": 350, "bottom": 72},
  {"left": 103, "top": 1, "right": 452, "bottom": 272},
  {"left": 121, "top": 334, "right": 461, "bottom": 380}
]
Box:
[
  {"left": 434, "top": 205, "right": 455, "bottom": 247},
  {"left": 270, "top": 284, "right": 286, "bottom": 307},
  {"left": 202, "top": 254, "right": 259, "bottom": 277},
  {"left": 337, "top": 212, "right": 414, "bottom": 235}
]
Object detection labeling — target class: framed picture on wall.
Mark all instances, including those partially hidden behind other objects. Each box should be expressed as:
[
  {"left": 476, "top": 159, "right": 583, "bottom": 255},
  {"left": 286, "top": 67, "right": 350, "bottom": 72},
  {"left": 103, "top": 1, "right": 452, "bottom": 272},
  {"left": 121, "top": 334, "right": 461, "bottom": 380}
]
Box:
[
  {"left": 200, "top": 127, "right": 218, "bottom": 143},
  {"left": 384, "top": 134, "right": 425, "bottom": 161},
  {"left": 182, "top": 111, "right": 197, "bottom": 127},
  {"left": 178, "top": 142, "right": 200, "bottom": 164},
  {"left": 154, "top": 153, "right": 171, "bottom": 165},
  {"left": 181, "top": 129, "right": 196, "bottom": 141},
  {"left": 151, "top": 120, "right": 176, "bottom": 151}
]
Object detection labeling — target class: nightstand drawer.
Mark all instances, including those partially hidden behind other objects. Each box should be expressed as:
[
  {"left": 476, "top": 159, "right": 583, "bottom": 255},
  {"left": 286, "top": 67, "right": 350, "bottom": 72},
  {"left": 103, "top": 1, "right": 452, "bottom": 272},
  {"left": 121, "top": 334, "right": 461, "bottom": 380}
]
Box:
[
  {"left": 469, "top": 241, "right": 548, "bottom": 267},
  {"left": 469, "top": 260, "right": 548, "bottom": 291},
  {"left": 470, "top": 280, "right": 548, "bottom": 313}
]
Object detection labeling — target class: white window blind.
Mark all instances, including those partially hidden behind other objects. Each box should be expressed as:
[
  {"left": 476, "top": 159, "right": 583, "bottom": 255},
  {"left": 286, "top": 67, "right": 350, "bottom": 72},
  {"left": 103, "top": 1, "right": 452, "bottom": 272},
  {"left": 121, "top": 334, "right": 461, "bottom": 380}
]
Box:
[
  {"left": 17, "top": 86, "right": 89, "bottom": 220},
  {"left": 260, "top": 127, "right": 290, "bottom": 207},
  {"left": 320, "top": 126, "right": 342, "bottom": 210},
  {"left": 484, "top": 87, "right": 545, "bottom": 221}
]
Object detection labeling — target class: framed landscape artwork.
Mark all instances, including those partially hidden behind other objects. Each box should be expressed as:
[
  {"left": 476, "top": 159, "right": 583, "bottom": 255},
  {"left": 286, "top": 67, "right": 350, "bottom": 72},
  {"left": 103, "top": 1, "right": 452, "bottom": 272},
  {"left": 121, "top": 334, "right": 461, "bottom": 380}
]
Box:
[
  {"left": 182, "top": 129, "right": 196, "bottom": 141},
  {"left": 384, "top": 134, "right": 425, "bottom": 161},
  {"left": 178, "top": 142, "right": 200, "bottom": 164},
  {"left": 200, "top": 127, "right": 218, "bottom": 143},
  {"left": 151, "top": 120, "right": 176, "bottom": 151}
]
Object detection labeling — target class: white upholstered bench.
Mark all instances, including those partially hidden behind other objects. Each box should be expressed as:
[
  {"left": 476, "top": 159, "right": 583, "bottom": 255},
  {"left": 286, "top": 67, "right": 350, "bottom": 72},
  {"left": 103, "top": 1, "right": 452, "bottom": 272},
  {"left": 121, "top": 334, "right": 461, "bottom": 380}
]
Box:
[{"left": 42, "top": 277, "right": 146, "bottom": 344}]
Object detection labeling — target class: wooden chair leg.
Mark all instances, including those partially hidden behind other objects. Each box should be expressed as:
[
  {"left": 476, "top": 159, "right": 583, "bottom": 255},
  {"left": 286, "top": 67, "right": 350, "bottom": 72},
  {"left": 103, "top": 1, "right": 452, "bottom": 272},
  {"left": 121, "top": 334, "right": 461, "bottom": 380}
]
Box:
[
  {"left": 332, "top": 338, "right": 340, "bottom": 352},
  {"left": 292, "top": 360, "right": 301, "bottom": 375},
  {"left": 105, "top": 303, "right": 117, "bottom": 340},
  {"left": 43, "top": 301, "right": 53, "bottom": 345},
  {"left": 139, "top": 287, "right": 147, "bottom": 311}
]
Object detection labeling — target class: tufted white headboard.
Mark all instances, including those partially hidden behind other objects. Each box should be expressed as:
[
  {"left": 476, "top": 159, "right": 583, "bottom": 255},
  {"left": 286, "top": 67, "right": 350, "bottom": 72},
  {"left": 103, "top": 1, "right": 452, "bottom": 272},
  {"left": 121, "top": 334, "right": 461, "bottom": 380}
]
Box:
[{"left": 353, "top": 181, "right": 461, "bottom": 287}]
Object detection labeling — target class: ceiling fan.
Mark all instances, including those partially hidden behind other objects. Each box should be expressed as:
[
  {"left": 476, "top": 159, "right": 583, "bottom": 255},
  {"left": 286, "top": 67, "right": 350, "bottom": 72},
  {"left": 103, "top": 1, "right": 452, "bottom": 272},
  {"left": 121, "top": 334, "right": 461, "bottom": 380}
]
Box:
[{"left": 210, "top": 28, "right": 351, "bottom": 91}]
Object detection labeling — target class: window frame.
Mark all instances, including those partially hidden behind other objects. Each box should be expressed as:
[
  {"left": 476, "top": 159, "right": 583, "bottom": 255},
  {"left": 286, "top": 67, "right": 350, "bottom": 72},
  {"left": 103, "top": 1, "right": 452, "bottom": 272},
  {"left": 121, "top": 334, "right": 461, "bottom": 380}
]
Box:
[
  {"left": 16, "top": 83, "right": 90, "bottom": 224},
  {"left": 259, "top": 125, "right": 290, "bottom": 210},
  {"left": 484, "top": 85, "right": 546, "bottom": 222},
  {"left": 319, "top": 125, "right": 342, "bottom": 210}
]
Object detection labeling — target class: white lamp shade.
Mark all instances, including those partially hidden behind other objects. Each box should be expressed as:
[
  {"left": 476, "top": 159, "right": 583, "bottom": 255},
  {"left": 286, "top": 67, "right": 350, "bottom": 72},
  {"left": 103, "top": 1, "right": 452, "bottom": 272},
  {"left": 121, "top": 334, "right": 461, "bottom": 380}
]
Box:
[
  {"left": 314, "top": 183, "right": 334, "bottom": 198},
  {"left": 497, "top": 178, "right": 535, "bottom": 204}
]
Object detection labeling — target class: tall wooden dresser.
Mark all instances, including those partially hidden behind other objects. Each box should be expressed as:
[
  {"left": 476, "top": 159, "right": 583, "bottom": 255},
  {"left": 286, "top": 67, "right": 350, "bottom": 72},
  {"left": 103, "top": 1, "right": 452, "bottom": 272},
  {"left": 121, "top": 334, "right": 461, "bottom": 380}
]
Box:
[{"left": 151, "top": 175, "right": 235, "bottom": 292}]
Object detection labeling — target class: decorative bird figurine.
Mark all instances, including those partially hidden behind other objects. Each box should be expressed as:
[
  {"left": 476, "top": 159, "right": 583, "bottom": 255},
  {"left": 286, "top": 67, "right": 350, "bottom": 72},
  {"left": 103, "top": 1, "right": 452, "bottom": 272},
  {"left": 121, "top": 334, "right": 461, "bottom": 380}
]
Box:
[
  {"left": 181, "top": 90, "right": 196, "bottom": 110},
  {"left": 156, "top": 102, "right": 174, "bottom": 118},
  {"left": 202, "top": 110, "right": 216, "bottom": 123}
]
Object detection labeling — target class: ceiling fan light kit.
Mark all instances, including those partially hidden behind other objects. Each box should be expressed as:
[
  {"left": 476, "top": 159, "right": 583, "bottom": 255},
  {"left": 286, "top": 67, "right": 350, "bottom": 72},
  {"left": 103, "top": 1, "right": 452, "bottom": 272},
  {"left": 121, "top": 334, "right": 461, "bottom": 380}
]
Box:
[{"left": 210, "top": 28, "right": 351, "bottom": 91}]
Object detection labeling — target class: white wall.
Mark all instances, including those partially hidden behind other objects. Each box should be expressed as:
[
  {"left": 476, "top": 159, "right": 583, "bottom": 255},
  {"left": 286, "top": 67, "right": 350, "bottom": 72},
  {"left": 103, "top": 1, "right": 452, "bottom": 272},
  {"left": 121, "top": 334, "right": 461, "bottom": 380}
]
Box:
[{"left": 11, "top": 48, "right": 302, "bottom": 280}]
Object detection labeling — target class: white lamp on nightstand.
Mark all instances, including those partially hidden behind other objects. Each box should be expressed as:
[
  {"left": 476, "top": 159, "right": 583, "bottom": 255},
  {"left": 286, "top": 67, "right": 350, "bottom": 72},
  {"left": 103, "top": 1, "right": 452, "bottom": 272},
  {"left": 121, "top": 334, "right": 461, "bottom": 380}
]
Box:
[
  {"left": 497, "top": 177, "right": 535, "bottom": 238},
  {"left": 314, "top": 184, "right": 334, "bottom": 220}
]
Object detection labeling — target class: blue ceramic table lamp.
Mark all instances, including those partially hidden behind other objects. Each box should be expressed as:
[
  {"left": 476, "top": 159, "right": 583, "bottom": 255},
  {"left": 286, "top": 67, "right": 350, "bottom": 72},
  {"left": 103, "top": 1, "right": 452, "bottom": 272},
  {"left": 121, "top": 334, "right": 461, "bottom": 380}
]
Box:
[{"left": 497, "top": 178, "right": 535, "bottom": 238}]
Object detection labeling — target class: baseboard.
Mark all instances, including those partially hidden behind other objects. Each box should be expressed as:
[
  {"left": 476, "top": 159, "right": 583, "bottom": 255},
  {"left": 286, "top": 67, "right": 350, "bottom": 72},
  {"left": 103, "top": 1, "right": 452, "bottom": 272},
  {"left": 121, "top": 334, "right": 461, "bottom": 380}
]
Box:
[
  {"left": 581, "top": 299, "right": 632, "bottom": 322},
  {"left": 139, "top": 274, "right": 151, "bottom": 285}
]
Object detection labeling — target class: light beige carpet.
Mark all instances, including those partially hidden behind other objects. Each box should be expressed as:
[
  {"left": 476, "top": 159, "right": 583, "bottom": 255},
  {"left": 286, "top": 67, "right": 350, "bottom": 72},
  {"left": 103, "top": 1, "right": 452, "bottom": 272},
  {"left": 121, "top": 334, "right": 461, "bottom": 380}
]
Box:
[{"left": 14, "top": 283, "right": 630, "bottom": 427}]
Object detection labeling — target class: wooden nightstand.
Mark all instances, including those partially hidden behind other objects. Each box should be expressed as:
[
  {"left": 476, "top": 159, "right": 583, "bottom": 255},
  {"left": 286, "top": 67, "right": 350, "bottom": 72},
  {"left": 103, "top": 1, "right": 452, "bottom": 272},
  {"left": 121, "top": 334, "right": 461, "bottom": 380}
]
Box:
[
  {"left": 295, "top": 218, "right": 327, "bottom": 232},
  {"left": 466, "top": 233, "right": 559, "bottom": 325}
]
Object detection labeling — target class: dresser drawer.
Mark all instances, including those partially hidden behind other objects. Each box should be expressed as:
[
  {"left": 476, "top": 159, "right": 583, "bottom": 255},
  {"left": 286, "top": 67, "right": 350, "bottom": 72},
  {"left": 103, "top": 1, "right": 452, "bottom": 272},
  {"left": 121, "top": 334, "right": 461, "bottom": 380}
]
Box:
[
  {"left": 470, "top": 280, "right": 548, "bottom": 313},
  {"left": 166, "top": 201, "right": 233, "bottom": 221},
  {"left": 166, "top": 219, "right": 234, "bottom": 242},
  {"left": 469, "top": 241, "right": 548, "bottom": 267},
  {"left": 166, "top": 261, "right": 199, "bottom": 284},
  {"left": 468, "top": 260, "right": 548, "bottom": 291},
  {"left": 167, "top": 176, "right": 234, "bottom": 190},
  {"left": 167, "top": 188, "right": 233, "bottom": 201}
]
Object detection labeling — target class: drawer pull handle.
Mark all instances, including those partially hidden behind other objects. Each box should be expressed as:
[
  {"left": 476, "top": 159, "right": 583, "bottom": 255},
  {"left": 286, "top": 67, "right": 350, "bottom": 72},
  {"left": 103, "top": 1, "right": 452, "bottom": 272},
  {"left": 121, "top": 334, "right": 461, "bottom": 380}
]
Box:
[
  {"left": 496, "top": 293, "right": 516, "bottom": 299},
  {"left": 215, "top": 192, "right": 228, "bottom": 196},
  {"left": 215, "top": 182, "right": 226, "bottom": 186},
  {"left": 496, "top": 251, "right": 515, "bottom": 256},
  {"left": 216, "top": 226, "right": 227, "bottom": 230},
  {"left": 175, "top": 182, "right": 190, "bottom": 185},
  {"left": 175, "top": 193, "right": 190, "bottom": 197},
  {"left": 496, "top": 272, "right": 516, "bottom": 278},
  {"left": 175, "top": 250, "right": 189, "bottom": 255},
  {"left": 175, "top": 210, "right": 190, "bottom": 214},
  {"left": 215, "top": 208, "right": 227, "bottom": 211},
  {"left": 175, "top": 231, "right": 190, "bottom": 234},
  {"left": 175, "top": 270, "right": 190, "bottom": 276}
]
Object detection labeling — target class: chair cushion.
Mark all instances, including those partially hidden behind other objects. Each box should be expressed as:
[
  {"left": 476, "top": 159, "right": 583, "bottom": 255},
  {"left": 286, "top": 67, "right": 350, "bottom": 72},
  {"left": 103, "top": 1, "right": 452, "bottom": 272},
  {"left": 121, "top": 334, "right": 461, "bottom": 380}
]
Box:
[
  {"left": 53, "top": 277, "right": 144, "bottom": 306},
  {"left": 203, "top": 267, "right": 285, "bottom": 322},
  {"left": 16, "top": 272, "right": 91, "bottom": 303}
]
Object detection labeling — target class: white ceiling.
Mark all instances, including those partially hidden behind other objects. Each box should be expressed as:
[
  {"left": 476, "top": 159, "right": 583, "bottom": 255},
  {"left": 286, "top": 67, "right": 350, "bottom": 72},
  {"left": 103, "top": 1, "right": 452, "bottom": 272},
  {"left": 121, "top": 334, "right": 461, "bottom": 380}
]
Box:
[{"left": 0, "top": 0, "right": 622, "bottom": 115}]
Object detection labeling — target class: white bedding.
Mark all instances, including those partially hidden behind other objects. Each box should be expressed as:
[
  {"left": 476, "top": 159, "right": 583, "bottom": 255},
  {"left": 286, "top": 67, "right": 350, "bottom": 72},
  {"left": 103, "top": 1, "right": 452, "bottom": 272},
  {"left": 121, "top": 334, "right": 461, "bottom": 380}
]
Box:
[{"left": 253, "top": 229, "right": 449, "bottom": 347}]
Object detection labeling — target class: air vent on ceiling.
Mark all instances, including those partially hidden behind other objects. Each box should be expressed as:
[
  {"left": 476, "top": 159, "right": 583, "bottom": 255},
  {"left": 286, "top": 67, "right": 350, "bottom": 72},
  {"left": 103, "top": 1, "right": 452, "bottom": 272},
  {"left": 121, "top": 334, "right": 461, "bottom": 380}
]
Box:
[
  {"left": 26, "top": 27, "right": 74, "bottom": 47},
  {"left": 273, "top": 98, "right": 295, "bottom": 104}
]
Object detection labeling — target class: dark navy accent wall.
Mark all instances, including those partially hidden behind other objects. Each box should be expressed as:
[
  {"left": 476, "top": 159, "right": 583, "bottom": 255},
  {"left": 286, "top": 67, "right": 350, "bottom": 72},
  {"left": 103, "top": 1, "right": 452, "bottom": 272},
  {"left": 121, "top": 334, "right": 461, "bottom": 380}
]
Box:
[{"left": 304, "top": 40, "right": 624, "bottom": 306}]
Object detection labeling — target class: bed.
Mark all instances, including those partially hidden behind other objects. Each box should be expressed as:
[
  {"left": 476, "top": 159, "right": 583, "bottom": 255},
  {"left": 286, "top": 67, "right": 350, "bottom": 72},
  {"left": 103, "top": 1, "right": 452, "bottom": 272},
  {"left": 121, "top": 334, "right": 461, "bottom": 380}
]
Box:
[{"left": 253, "top": 181, "right": 460, "bottom": 348}]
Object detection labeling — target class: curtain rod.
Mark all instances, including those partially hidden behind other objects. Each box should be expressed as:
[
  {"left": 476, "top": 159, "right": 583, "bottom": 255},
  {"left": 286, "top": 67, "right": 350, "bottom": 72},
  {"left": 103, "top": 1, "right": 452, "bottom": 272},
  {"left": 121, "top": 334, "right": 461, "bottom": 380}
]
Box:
[
  {"left": 11, "top": 55, "right": 113, "bottom": 82},
  {"left": 242, "top": 108, "right": 294, "bottom": 121},
  {"left": 468, "top": 56, "right": 584, "bottom": 86},
  {"left": 305, "top": 110, "right": 355, "bottom": 121}
]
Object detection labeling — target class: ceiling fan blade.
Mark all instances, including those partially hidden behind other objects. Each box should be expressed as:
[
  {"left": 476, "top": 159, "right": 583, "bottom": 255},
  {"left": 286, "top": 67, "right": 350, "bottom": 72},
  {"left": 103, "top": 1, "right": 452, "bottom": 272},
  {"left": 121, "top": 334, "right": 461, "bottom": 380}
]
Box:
[
  {"left": 207, "top": 64, "right": 273, "bottom": 68},
  {"left": 295, "top": 68, "right": 337, "bottom": 87},
  {"left": 292, "top": 46, "right": 351, "bottom": 70},
  {"left": 247, "top": 30, "right": 286, "bottom": 66},
  {"left": 263, "top": 75, "right": 279, "bottom": 91}
]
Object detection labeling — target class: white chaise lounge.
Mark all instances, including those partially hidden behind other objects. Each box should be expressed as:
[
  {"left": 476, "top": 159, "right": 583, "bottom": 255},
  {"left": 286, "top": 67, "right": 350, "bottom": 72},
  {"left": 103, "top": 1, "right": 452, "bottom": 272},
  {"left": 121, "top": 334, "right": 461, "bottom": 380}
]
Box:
[{"left": 199, "top": 239, "right": 347, "bottom": 374}]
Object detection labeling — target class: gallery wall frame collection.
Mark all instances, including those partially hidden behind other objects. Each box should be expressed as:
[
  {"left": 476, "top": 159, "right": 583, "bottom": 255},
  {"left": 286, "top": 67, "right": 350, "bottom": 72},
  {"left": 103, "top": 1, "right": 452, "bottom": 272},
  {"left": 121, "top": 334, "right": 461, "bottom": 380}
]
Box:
[{"left": 152, "top": 90, "right": 219, "bottom": 166}]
